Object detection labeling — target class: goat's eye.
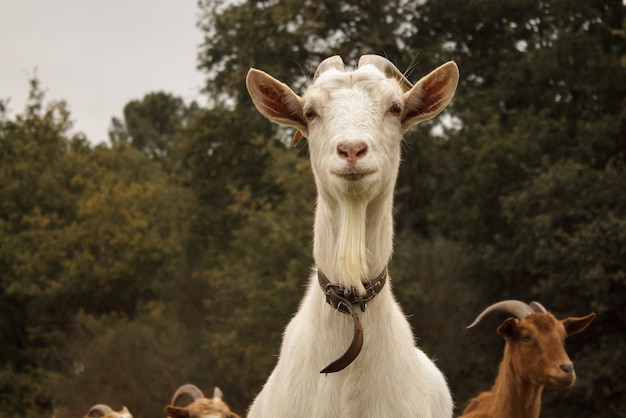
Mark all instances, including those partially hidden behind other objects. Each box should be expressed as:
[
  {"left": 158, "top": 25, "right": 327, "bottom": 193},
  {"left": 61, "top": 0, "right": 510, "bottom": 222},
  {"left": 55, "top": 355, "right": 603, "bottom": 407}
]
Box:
[
  {"left": 304, "top": 108, "right": 317, "bottom": 121},
  {"left": 389, "top": 103, "right": 403, "bottom": 116},
  {"left": 521, "top": 334, "right": 532, "bottom": 342}
]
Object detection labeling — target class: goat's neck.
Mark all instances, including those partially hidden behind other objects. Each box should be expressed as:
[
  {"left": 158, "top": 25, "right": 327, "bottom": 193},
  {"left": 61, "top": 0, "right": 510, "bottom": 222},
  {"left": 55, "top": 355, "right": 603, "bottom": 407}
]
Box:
[
  {"left": 491, "top": 350, "right": 544, "bottom": 418},
  {"left": 313, "top": 191, "right": 393, "bottom": 294}
]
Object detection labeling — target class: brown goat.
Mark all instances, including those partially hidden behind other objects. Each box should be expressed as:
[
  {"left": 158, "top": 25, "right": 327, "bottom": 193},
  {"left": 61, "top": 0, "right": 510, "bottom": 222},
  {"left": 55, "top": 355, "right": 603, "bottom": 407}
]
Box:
[
  {"left": 83, "top": 404, "right": 132, "bottom": 418},
  {"left": 460, "top": 300, "right": 595, "bottom": 418},
  {"left": 164, "top": 384, "right": 241, "bottom": 418}
]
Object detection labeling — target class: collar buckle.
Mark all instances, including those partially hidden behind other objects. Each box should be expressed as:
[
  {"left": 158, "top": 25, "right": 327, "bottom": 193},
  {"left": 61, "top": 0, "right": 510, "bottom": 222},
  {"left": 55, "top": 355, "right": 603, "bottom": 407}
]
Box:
[{"left": 318, "top": 267, "right": 388, "bottom": 315}]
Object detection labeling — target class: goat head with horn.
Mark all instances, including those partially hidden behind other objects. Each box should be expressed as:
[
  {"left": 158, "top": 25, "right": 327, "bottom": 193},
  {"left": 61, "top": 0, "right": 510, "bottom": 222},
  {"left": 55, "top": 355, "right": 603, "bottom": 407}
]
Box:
[
  {"left": 255, "top": 54, "right": 458, "bottom": 148},
  {"left": 84, "top": 405, "right": 132, "bottom": 418},
  {"left": 165, "top": 384, "right": 241, "bottom": 418},
  {"left": 461, "top": 300, "right": 596, "bottom": 418}
]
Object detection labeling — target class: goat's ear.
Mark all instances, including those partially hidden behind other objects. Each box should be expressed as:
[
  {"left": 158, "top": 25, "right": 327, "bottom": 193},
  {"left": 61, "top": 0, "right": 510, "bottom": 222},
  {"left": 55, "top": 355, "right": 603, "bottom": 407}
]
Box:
[
  {"left": 246, "top": 68, "right": 307, "bottom": 135},
  {"left": 497, "top": 317, "right": 518, "bottom": 339},
  {"left": 562, "top": 313, "right": 596, "bottom": 336},
  {"left": 401, "top": 61, "right": 459, "bottom": 130},
  {"left": 164, "top": 406, "right": 189, "bottom": 418},
  {"left": 213, "top": 386, "right": 223, "bottom": 401}
]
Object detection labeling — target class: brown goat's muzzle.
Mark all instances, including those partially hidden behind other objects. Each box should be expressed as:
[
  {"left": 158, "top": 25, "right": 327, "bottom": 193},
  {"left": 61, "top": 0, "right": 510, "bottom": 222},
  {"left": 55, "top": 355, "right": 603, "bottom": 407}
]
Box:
[{"left": 547, "top": 362, "right": 576, "bottom": 389}]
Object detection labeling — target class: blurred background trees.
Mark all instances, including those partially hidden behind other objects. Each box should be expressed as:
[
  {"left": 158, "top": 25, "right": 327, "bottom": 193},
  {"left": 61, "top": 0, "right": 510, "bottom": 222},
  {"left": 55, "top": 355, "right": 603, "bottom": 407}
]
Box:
[{"left": 1, "top": 0, "right": 624, "bottom": 416}]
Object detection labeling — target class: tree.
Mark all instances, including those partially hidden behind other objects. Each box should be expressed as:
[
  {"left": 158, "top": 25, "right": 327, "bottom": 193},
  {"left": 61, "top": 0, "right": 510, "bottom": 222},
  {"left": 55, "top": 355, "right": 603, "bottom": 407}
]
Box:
[
  {"left": 412, "top": 0, "right": 626, "bottom": 242},
  {"left": 0, "top": 80, "right": 82, "bottom": 416},
  {"left": 199, "top": 140, "right": 316, "bottom": 411},
  {"left": 173, "top": 105, "right": 279, "bottom": 266},
  {"left": 496, "top": 160, "right": 626, "bottom": 416},
  {"left": 402, "top": 1, "right": 626, "bottom": 414},
  {"left": 197, "top": 0, "right": 432, "bottom": 105},
  {"left": 109, "top": 91, "right": 198, "bottom": 167},
  {"left": 0, "top": 81, "right": 194, "bottom": 417},
  {"left": 52, "top": 305, "right": 193, "bottom": 418}
]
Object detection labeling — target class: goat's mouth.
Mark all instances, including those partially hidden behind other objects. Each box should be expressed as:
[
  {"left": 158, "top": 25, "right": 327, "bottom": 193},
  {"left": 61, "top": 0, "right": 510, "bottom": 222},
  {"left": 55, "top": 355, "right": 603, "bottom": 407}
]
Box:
[
  {"left": 332, "top": 169, "right": 375, "bottom": 181},
  {"left": 548, "top": 373, "right": 575, "bottom": 389},
  {"left": 340, "top": 173, "right": 366, "bottom": 181}
]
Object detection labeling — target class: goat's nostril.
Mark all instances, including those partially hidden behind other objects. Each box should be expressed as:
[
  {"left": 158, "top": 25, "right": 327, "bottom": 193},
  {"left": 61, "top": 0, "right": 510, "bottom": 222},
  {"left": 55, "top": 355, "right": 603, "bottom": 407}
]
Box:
[
  {"left": 337, "top": 142, "right": 368, "bottom": 161},
  {"left": 560, "top": 363, "right": 574, "bottom": 374}
]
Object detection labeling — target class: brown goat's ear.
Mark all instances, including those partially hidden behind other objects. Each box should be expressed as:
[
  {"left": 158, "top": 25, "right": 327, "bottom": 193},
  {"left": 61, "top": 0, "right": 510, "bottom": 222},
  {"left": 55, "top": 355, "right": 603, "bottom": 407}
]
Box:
[
  {"left": 497, "top": 317, "right": 518, "bottom": 339},
  {"left": 164, "top": 406, "right": 189, "bottom": 418},
  {"left": 401, "top": 61, "right": 459, "bottom": 130},
  {"left": 562, "top": 313, "right": 596, "bottom": 336},
  {"left": 246, "top": 69, "right": 307, "bottom": 135}
]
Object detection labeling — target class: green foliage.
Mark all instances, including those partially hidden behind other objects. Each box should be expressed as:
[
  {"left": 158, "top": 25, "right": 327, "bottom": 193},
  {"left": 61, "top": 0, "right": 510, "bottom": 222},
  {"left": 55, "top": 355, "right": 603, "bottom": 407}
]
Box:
[
  {"left": 197, "top": 0, "right": 435, "bottom": 104},
  {"left": 0, "top": 82, "right": 84, "bottom": 416},
  {"left": 390, "top": 232, "right": 496, "bottom": 406},
  {"left": 0, "top": 81, "right": 193, "bottom": 417},
  {"left": 52, "top": 304, "right": 191, "bottom": 418},
  {"left": 408, "top": 0, "right": 626, "bottom": 414},
  {"left": 109, "top": 91, "right": 199, "bottom": 172},
  {"left": 174, "top": 105, "right": 280, "bottom": 268},
  {"left": 492, "top": 160, "right": 626, "bottom": 416},
  {"left": 200, "top": 140, "right": 315, "bottom": 411}
]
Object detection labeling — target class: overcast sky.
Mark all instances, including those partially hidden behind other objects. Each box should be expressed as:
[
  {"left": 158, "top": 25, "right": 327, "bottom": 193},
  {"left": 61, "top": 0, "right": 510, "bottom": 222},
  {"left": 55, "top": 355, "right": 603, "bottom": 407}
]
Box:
[{"left": 0, "top": 0, "right": 205, "bottom": 144}]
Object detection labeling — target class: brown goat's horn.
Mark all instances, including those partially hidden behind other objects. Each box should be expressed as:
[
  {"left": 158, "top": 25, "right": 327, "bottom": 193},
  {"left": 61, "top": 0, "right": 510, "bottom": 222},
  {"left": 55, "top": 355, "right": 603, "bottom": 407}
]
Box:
[
  {"left": 530, "top": 301, "right": 547, "bottom": 313},
  {"left": 313, "top": 55, "right": 345, "bottom": 82},
  {"left": 85, "top": 404, "right": 114, "bottom": 417},
  {"left": 357, "top": 55, "right": 413, "bottom": 92},
  {"left": 171, "top": 384, "right": 205, "bottom": 406},
  {"left": 466, "top": 300, "right": 536, "bottom": 329}
]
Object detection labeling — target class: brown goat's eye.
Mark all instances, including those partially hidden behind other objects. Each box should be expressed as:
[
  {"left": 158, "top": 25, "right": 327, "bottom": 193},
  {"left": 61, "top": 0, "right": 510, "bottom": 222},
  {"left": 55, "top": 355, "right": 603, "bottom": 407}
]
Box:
[
  {"left": 521, "top": 334, "right": 532, "bottom": 342},
  {"left": 389, "top": 103, "right": 403, "bottom": 116}
]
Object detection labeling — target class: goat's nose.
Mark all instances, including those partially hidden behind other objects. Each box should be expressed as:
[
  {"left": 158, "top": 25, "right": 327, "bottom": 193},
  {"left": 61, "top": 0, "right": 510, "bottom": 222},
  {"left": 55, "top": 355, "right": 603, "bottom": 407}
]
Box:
[
  {"left": 337, "top": 142, "right": 368, "bottom": 163},
  {"left": 560, "top": 363, "right": 574, "bottom": 374}
]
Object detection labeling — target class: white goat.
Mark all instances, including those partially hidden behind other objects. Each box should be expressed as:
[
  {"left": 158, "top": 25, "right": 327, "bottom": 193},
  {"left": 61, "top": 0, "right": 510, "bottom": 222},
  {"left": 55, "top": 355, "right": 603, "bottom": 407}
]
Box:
[{"left": 245, "top": 55, "right": 459, "bottom": 418}]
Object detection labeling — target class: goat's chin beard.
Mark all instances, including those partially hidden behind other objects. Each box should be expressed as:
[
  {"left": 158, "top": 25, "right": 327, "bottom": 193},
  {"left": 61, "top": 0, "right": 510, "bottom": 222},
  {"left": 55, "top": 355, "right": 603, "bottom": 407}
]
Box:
[
  {"left": 330, "top": 172, "right": 379, "bottom": 198},
  {"left": 334, "top": 199, "right": 369, "bottom": 293}
]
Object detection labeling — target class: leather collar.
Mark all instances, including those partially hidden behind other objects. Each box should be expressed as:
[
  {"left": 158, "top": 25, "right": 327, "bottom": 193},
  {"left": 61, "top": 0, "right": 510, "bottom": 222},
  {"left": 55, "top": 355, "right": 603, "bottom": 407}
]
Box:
[
  {"left": 318, "top": 267, "right": 388, "bottom": 314},
  {"left": 316, "top": 267, "right": 388, "bottom": 374}
]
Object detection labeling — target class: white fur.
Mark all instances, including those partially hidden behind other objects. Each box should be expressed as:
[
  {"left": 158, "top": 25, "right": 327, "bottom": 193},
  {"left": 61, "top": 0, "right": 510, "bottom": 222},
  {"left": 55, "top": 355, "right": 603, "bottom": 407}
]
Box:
[{"left": 245, "top": 57, "right": 459, "bottom": 417}]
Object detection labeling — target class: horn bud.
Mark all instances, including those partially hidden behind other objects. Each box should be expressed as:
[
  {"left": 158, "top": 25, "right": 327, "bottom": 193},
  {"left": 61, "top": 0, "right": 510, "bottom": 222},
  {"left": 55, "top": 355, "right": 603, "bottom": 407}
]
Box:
[
  {"left": 357, "top": 55, "right": 413, "bottom": 92},
  {"left": 313, "top": 55, "right": 345, "bottom": 82}
]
